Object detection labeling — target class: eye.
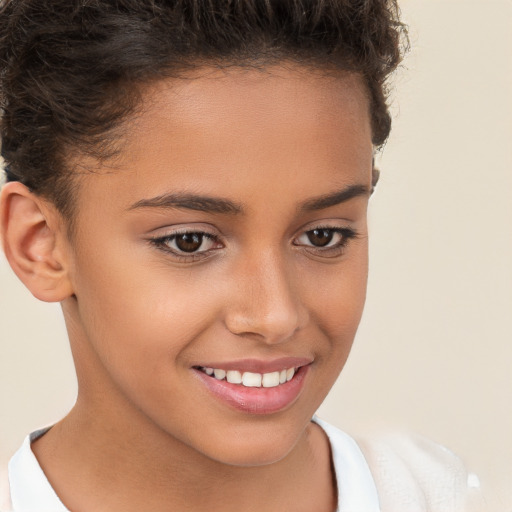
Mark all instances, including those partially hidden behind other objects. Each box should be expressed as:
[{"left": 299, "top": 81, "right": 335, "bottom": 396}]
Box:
[
  {"left": 150, "top": 230, "right": 222, "bottom": 258},
  {"left": 301, "top": 228, "right": 337, "bottom": 247},
  {"left": 294, "top": 227, "right": 356, "bottom": 253},
  {"left": 170, "top": 232, "right": 212, "bottom": 253}
]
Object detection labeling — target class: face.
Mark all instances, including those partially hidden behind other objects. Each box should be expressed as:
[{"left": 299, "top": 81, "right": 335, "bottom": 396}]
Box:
[{"left": 63, "top": 65, "right": 373, "bottom": 467}]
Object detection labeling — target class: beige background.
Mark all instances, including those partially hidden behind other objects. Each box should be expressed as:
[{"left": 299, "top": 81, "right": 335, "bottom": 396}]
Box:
[{"left": 1, "top": 0, "right": 511, "bottom": 508}]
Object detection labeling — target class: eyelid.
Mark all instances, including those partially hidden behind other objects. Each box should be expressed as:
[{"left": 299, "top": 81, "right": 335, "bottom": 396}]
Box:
[
  {"left": 295, "top": 228, "right": 346, "bottom": 245},
  {"left": 295, "top": 225, "right": 356, "bottom": 240},
  {"left": 147, "top": 222, "right": 220, "bottom": 237},
  {"left": 292, "top": 224, "right": 359, "bottom": 257},
  {"left": 148, "top": 226, "right": 224, "bottom": 261},
  {"left": 293, "top": 219, "right": 356, "bottom": 238}
]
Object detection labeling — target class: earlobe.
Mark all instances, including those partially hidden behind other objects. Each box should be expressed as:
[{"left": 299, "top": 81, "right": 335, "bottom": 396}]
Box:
[
  {"left": 0, "top": 182, "right": 74, "bottom": 302},
  {"left": 371, "top": 166, "right": 380, "bottom": 194}
]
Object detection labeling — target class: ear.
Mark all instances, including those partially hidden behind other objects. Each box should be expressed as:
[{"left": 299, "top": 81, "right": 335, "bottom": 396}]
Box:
[
  {"left": 371, "top": 157, "right": 380, "bottom": 194},
  {"left": 0, "top": 181, "right": 74, "bottom": 302}
]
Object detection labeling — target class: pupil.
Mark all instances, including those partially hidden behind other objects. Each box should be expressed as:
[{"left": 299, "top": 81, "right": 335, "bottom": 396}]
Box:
[
  {"left": 308, "top": 229, "right": 333, "bottom": 247},
  {"left": 176, "top": 233, "right": 203, "bottom": 252}
]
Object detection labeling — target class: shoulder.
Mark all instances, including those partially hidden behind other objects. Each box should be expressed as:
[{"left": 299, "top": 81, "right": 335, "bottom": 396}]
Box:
[
  {"left": 313, "top": 416, "right": 485, "bottom": 512},
  {"left": 356, "top": 432, "right": 485, "bottom": 512}
]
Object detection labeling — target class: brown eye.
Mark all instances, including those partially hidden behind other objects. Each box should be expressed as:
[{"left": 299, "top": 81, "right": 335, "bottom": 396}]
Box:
[
  {"left": 294, "top": 226, "right": 356, "bottom": 254},
  {"left": 306, "top": 229, "right": 334, "bottom": 247},
  {"left": 153, "top": 231, "right": 220, "bottom": 256},
  {"left": 175, "top": 233, "right": 204, "bottom": 253}
]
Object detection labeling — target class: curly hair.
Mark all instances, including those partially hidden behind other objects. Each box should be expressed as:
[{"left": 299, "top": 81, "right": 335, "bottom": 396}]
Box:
[{"left": 0, "top": 0, "right": 407, "bottom": 217}]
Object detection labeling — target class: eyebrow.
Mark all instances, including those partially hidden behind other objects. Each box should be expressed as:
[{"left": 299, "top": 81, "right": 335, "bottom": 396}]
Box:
[
  {"left": 128, "top": 193, "right": 243, "bottom": 214},
  {"left": 128, "top": 184, "right": 370, "bottom": 215},
  {"left": 299, "top": 184, "right": 370, "bottom": 211}
]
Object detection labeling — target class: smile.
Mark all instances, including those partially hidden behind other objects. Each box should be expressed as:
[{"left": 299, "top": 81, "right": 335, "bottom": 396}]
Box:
[
  {"left": 197, "top": 366, "right": 297, "bottom": 388},
  {"left": 193, "top": 360, "right": 311, "bottom": 414}
]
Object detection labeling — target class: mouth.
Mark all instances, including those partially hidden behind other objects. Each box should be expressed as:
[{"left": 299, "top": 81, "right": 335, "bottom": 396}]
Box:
[
  {"left": 194, "top": 366, "right": 298, "bottom": 388},
  {"left": 192, "top": 360, "right": 311, "bottom": 415}
]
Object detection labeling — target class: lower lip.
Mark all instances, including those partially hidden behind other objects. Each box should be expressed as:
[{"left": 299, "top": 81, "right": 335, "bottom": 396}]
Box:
[{"left": 193, "top": 366, "right": 310, "bottom": 415}]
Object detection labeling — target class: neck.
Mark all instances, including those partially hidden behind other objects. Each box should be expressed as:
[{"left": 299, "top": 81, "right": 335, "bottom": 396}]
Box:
[{"left": 32, "top": 398, "right": 336, "bottom": 512}]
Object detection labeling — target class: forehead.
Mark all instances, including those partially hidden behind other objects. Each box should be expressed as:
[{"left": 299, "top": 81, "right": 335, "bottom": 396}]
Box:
[
  {"left": 75, "top": 65, "right": 373, "bottom": 213},
  {"left": 137, "top": 64, "right": 369, "bottom": 126}
]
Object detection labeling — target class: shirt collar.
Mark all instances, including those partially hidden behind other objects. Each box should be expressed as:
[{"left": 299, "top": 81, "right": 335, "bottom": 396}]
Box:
[
  {"left": 8, "top": 428, "right": 68, "bottom": 512},
  {"left": 312, "top": 416, "right": 381, "bottom": 512}
]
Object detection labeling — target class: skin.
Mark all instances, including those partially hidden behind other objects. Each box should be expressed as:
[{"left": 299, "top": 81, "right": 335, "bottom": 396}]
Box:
[{"left": 0, "top": 65, "right": 373, "bottom": 511}]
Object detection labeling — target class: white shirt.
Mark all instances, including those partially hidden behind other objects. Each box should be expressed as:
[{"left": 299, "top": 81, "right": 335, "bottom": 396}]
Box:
[{"left": 2, "top": 417, "right": 380, "bottom": 512}]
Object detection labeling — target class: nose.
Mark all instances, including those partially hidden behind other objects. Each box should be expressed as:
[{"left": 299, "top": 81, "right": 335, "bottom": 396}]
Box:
[{"left": 224, "top": 250, "right": 309, "bottom": 344}]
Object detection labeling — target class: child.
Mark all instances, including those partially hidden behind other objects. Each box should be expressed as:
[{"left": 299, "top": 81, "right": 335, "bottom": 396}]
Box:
[{"left": 0, "top": 1, "right": 482, "bottom": 510}]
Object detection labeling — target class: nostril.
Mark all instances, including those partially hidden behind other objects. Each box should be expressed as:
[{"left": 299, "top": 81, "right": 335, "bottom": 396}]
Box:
[{"left": 224, "top": 306, "right": 306, "bottom": 344}]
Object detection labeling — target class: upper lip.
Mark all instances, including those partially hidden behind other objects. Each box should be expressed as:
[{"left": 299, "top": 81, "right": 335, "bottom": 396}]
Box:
[{"left": 193, "top": 357, "right": 313, "bottom": 374}]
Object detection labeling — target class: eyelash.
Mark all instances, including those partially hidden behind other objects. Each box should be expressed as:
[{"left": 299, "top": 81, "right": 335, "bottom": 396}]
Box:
[
  {"left": 293, "top": 226, "right": 358, "bottom": 257},
  {"left": 149, "top": 226, "right": 358, "bottom": 262},
  {"left": 149, "top": 230, "right": 221, "bottom": 262}
]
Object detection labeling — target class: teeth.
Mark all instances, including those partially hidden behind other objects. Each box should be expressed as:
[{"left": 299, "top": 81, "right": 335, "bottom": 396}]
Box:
[
  {"left": 242, "top": 372, "right": 262, "bottom": 387},
  {"left": 213, "top": 369, "right": 226, "bottom": 380},
  {"left": 202, "top": 366, "right": 298, "bottom": 388},
  {"left": 226, "top": 370, "right": 242, "bottom": 384},
  {"left": 262, "top": 371, "right": 280, "bottom": 388}
]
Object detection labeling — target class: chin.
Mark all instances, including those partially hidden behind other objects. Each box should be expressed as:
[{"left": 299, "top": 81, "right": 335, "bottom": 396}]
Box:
[
  {"left": 193, "top": 421, "right": 305, "bottom": 468},
  {"left": 209, "top": 442, "right": 294, "bottom": 468}
]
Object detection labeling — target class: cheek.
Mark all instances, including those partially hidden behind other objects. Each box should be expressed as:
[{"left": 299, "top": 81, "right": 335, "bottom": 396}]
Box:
[
  {"left": 303, "top": 245, "right": 368, "bottom": 374},
  {"left": 305, "top": 245, "right": 368, "bottom": 330},
  {"left": 70, "top": 239, "right": 218, "bottom": 381}
]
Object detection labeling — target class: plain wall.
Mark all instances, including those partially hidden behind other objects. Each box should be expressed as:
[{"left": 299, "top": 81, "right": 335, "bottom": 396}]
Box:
[{"left": 1, "top": 0, "right": 511, "bottom": 508}]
